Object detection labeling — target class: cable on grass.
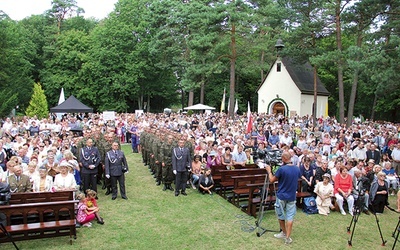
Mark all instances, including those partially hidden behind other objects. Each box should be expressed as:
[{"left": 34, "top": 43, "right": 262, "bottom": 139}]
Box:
[{"left": 208, "top": 193, "right": 257, "bottom": 233}]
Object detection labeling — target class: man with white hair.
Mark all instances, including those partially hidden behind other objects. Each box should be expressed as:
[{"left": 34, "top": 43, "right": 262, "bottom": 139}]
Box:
[
  {"left": 7, "top": 165, "right": 32, "bottom": 193},
  {"left": 280, "top": 132, "right": 293, "bottom": 148},
  {"left": 391, "top": 143, "right": 400, "bottom": 175}
]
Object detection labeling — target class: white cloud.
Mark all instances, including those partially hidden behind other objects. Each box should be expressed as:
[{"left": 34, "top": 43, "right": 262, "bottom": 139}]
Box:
[{"left": 0, "top": 0, "right": 118, "bottom": 20}]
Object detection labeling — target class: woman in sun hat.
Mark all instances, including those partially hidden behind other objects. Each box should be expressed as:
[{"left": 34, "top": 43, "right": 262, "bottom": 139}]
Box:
[{"left": 314, "top": 173, "right": 334, "bottom": 216}]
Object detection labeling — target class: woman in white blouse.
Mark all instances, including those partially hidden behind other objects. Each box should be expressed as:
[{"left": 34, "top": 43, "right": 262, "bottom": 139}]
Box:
[
  {"left": 33, "top": 166, "right": 53, "bottom": 192},
  {"left": 53, "top": 161, "right": 77, "bottom": 191}
]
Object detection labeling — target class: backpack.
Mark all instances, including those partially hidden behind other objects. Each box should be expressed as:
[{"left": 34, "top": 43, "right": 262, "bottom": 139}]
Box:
[{"left": 303, "top": 197, "right": 318, "bottom": 214}]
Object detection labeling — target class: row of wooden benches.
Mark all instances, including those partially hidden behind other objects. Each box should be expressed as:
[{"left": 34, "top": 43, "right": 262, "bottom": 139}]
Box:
[
  {"left": 211, "top": 164, "right": 312, "bottom": 217},
  {"left": 0, "top": 191, "right": 77, "bottom": 245}
]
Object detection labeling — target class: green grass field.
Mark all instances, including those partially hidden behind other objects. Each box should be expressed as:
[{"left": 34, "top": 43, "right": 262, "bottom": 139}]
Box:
[{"left": 2, "top": 145, "right": 400, "bottom": 250}]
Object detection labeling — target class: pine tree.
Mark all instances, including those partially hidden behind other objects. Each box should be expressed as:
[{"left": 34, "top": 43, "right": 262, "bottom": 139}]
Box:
[{"left": 26, "top": 83, "right": 49, "bottom": 119}]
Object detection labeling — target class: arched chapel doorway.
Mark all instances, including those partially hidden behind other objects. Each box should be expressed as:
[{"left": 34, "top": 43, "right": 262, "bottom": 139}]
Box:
[{"left": 272, "top": 102, "right": 285, "bottom": 115}]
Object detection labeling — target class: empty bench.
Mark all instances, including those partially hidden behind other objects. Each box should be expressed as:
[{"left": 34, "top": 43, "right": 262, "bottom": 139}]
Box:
[
  {"left": 9, "top": 191, "right": 74, "bottom": 205},
  {"left": 0, "top": 200, "right": 77, "bottom": 245},
  {"left": 244, "top": 179, "right": 312, "bottom": 217},
  {"left": 219, "top": 168, "right": 267, "bottom": 198}
]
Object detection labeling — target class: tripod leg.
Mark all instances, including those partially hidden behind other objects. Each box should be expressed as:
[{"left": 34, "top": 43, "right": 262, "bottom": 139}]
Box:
[
  {"left": 256, "top": 175, "right": 279, "bottom": 237},
  {"left": 372, "top": 212, "right": 387, "bottom": 246},
  {"left": 0, "top": 223, "right": 19, "bottom": 250},
  {"left": 347, "top": 212, "right": 360, "bottom": 246},
  {"left": 256, "top": 175, "right": 269, "bottom": 236},
  {"left": 393, "top": 224, "right": 400, "bottom": 250},
  {"left": 392, "top": 217, "right": 400, "bottom": 238}
]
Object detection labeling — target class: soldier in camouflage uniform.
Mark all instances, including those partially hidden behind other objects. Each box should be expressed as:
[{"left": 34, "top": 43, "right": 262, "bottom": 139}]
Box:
[
  {"left": 152, "top": 131, "right": 163, "bottom": 186},
  {"left": 146, "top": 129, "right": 154, "bottom": 174},
  {"left": 160, "top": 133, "right": 175, "bottom": 191},
  {"left": 141, "top": 128, "right": 149, "bottom": 166}
]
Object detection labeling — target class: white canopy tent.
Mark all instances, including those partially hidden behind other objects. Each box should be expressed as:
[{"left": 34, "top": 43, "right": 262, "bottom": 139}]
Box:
[{"left": 184, "top": 104, "right": 216, "bottom": 110}]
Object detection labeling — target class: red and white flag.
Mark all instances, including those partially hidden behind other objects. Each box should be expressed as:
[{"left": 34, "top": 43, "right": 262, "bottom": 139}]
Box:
[{"left": 246, "top": 101, "right": 252, "bottom": 134}]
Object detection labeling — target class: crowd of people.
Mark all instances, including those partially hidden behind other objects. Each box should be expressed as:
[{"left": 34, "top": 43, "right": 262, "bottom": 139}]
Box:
[{"left": 0, "top": 112, "right": 399, "bottom": 238}]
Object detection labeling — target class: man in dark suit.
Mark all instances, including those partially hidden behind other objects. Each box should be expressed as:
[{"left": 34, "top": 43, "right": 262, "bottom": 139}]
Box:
[
  {"left": 105, "top": 142, "right": 129, "bottom": 200},
  {"left": 172, "top": 139, "right": 191, "bottom": 196},
  {"left": 366, "top": 143, "right": 381, "bottom": 164},
  {"left": 79, "top": 138, "right": 101, "bottom": 195}
]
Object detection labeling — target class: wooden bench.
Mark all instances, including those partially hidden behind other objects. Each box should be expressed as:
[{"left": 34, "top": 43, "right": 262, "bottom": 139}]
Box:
[
  {"left": 219, "top": 168, "right": 267, "bottom": 198},
  {"left": 212, "top": 164, "right": 257, "bottom": 182},
  {"left": 0, "top": 200, "right": 77, "bottom": 245},
  {"left": 231, "top": 174, "right": 267, "bottom": 207},
  {"left": 244, "top": 182, "right": 277, "bottom": 217},
  {"left": 244, "top": 179, "right": 312, "bottom": 217},
  {"left": 212, "top": 164, "right": 257, "bottom": 193},
  {"left": 9, "top": 191, "right": 74, "bottom": 205}
]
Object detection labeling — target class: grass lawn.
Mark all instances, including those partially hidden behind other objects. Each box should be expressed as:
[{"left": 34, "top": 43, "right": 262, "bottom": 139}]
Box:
[{"left": 2, "top": 145, "right": 400, "bottom": 250}]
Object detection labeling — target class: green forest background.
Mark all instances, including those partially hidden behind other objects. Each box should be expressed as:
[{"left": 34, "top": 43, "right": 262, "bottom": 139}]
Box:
[{"left": 0, "top": 0, "right": 399, "bottom": 123}]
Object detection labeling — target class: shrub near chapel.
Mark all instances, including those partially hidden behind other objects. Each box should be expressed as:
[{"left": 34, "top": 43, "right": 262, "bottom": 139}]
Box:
[{"left": 25, "top": 83, "right": 49, "bottom": 119}]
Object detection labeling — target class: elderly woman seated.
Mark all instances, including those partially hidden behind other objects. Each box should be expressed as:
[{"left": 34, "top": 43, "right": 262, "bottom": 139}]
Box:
[
  {"left": 53, "top": 160, "right": 77, "bottom": 191},
  {"left": 33, "top": 166, "right": 54, "bottom": 192},
  {"left": 369, "top": 171, "right": 389, "bottom": 214}
]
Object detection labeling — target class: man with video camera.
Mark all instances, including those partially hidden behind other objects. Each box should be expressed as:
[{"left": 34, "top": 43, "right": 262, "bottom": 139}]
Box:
[
  {"left": 266, "top": 151, "right": 301, "bottom": 245},
  {"left": 352, "top": 169, "right": 370, "bottom": 215}
]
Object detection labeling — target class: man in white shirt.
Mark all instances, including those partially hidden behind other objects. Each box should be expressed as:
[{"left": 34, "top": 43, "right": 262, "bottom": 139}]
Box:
[
  {"left": 391, "top": 143, "right": 400, "bottom": 175},
  {"left": 2, "top": 117, "right": 12, "bottom": 132},
  {"left": 233, "top": 145, "right": 247, "bottom": 167},
  {"left": 280, "top": 132, "right": 293, "bottom": 148},
  {"left": 352, "top": 142, "right": 367, "bottom": 162}
]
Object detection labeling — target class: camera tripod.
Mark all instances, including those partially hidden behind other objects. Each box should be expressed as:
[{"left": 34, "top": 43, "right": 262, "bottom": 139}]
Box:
[
  {"left": 391, "top": 217, "right": 400, "bottom": 250},
  {"left": 0, "top": 223, "right": 19, "bottom": 250},
  {"left": 346, "top": 193, "right": 386, "bottom": 247},
  {"left": 255, "top": 173, "right": 279, "bottom": 237}
]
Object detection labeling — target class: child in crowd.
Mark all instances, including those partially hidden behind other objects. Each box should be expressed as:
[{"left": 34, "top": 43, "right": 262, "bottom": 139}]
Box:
[
  {"left": 85, "top": 189, "right": 104, "bottom": 225},
  {"left": 76, "top": 193, "right": 98, "bottom": 227}
]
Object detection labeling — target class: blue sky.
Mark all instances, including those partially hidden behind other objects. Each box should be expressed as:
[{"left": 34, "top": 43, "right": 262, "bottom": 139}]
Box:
[{"left": 0, "top": 0, "right": 118, "bottom": 20}]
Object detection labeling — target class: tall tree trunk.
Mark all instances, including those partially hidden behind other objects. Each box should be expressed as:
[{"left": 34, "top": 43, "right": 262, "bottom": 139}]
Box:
[
  {"left": 335, "top": 0, "right": 345, "bottom": 124},
  {"left": 313, "top": 65, "right": 317, "bottom": 123},
  {"left": 228, "top": 23, "right": 236, "bottom": 118},
  {"left": 370, "top": 91, "right": 378, "bottom": 121},
  {"left": 260, "top": 50, "right": 265, "bottom": 84},
  {"left": 146, "top": 95, "right": 150, "bottom": 113},
  {"left": 137, "top": 94, "right": 143, "bottom": 110},
  {"left": 199, "top": 82, "right": 204, "bottom": 104},
  {"left": 347, "top": 34, "right": 363, "bottom": 127},
  {"left": 199, "top": 59, "right": 206, "bottom": 104},
  {"left": 188, "top": 91, "right": 194, "bottom": 106}
]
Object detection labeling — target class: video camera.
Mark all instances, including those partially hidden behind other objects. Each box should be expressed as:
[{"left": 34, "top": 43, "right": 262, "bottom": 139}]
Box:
[
  {"left": 265, "top": 149, "right": 283, "bottom": 167},
  {"left": 0, "top": 182, "right": 11, "bottom": 205},
  {"left": 356, "top": 176, "right": 370, "bottom": 197}
]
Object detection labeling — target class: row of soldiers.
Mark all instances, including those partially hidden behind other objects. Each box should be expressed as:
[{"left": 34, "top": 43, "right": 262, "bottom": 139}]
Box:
[
  {"left": 75, "top": 127, "right": 120, "bottom": 195},
  {"left": 141, "top": 127, "right": 194, "bottom": 191}
]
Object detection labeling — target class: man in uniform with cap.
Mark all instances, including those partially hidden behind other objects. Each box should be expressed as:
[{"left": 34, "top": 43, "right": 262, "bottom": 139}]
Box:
[
  {"left": 79, "top": 138, "right": 101, "bottom": 195},
  {"left": 105, "top": 142, "right": 129, "bottom": 200}
]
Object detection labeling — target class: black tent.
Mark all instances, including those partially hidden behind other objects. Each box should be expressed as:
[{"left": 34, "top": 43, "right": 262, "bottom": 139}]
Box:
[{"left": 50, "top": 95, "right": 93, "bottom": 113}]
